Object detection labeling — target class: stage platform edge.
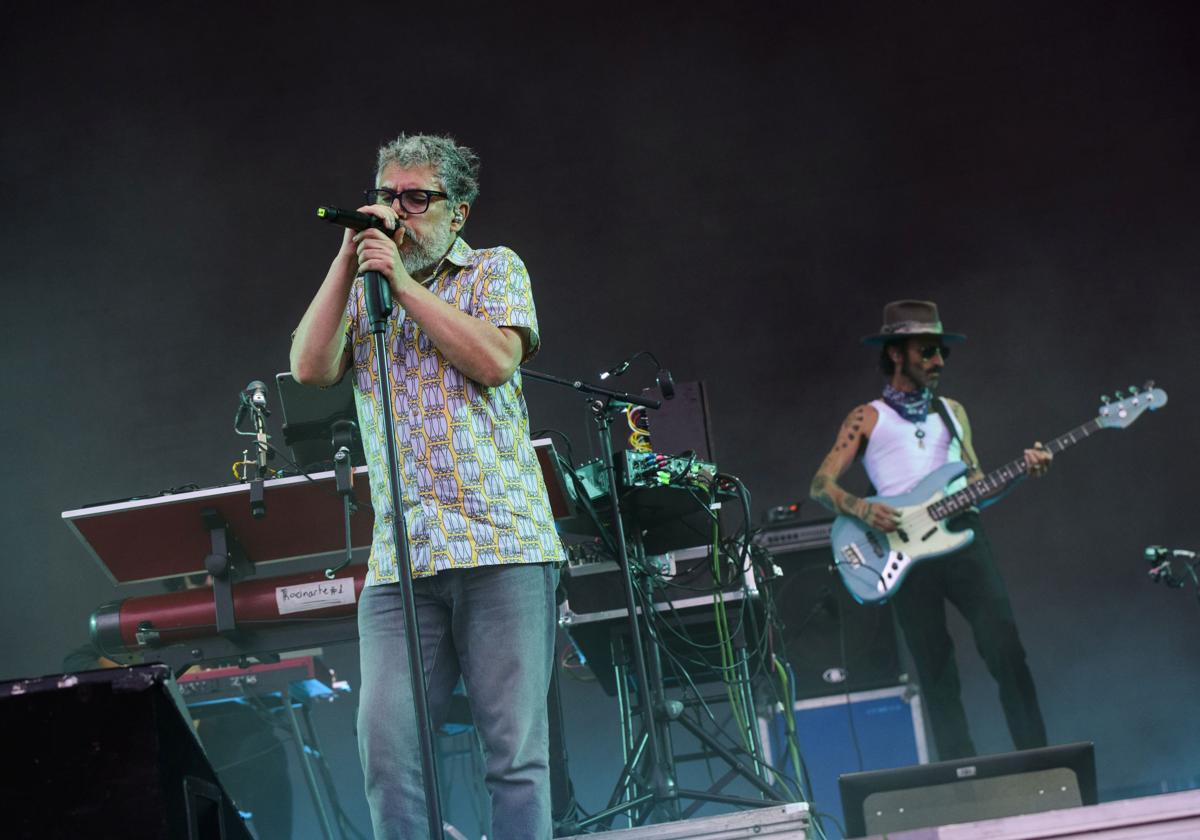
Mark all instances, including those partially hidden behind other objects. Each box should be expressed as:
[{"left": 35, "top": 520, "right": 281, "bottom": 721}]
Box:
[
  {"left": 556, "top": 788, "right": 1200, "bottom": 839},
  {"left": 874, "top": 786, "right": 1200, "bottom": 839},
  {"left": 559, "top": 801, "right": 811, "bottom": 838}
]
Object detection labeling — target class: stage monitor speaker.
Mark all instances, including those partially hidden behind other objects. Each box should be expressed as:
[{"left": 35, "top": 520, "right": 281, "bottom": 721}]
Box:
[
  {"left": 838, "top": 742, "right": 1097, "bottom": 837},
  {"left": 0, "top": 664, "right": 251, "bottom": 839},
  {"left": 770, "top": 540, "right": 904, "bottom": 699}
]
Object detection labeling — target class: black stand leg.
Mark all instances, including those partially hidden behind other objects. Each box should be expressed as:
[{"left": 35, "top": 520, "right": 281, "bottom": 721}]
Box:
[
  {"left": 594, "top": 404, "right": 674, "bottom": 814},
  {"left": 364, "top": 270, "right": 443, "bottom": 840},
  {"left": 284, "top": 699, "right": 336, "bottom": 839},
  {"left": 201, "top": 508, "right": 248, "bottom": 636},
  {"left": 324, "top": 419, "right": 360, "bottom": 580}
]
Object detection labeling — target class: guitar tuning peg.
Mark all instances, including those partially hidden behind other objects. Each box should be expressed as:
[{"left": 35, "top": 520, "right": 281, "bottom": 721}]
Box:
[
  {"left": 1143, "top": 379, "right": 1155, "bottom": 391},
  {"left": 1113, "top": 391, "right": 1123, "bottom": 401},
  {"left": 1128, "top": 386, "right": 1137, "bottom": 395},
  {"left": 1100, "top": 395, "right": 1110, "bottom": 404}
]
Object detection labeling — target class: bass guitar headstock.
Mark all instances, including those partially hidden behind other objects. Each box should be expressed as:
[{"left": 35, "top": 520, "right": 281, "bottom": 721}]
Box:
[{"left": 1097, "top": 380, "right": 1168, "bottom": 430}]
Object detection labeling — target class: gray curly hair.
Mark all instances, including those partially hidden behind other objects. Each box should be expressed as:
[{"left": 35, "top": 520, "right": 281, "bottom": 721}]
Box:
[{"left": 376, "top": 134, "right": 481, "bottom": 207}]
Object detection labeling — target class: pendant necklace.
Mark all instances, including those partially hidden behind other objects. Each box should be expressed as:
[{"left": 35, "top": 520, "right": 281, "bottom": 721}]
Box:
[{"left": 881, "top": 384, "right": 933, "bottom": 449}]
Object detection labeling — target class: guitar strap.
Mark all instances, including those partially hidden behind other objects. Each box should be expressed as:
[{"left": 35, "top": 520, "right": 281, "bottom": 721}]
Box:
[{"left": 932, "top": 397, "right": 978, "bottom": 473}]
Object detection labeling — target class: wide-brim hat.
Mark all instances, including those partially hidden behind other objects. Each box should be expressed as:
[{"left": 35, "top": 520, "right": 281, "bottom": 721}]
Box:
[{"left": 861, "top": 299, "right": 967, "bottom": 345}]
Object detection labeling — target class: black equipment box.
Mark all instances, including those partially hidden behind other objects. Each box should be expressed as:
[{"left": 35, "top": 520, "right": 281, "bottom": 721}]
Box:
[
  {"left": 755, "top": 519, "right": 905, "bottom": 700},
  {"left": 0, "top": 664, "right": 251, "bottom": 838}
]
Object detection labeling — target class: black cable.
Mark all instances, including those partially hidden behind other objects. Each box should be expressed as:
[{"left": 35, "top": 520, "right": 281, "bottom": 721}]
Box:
[
  {"left": 830, "top": 591, "right": 866, "bottom": 772},
  {"left": 631, "top": 573, "right": 811, "bottom": 806},
  {"left": 645, "top": 606, "right": 801, "bottom": 801},
  {"left": 643, "top": 582, "right": 751, "bottom": 667}
]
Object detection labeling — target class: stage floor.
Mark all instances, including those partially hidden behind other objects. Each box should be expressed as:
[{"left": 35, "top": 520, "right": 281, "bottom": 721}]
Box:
[
  {"left": 561, "top": 788, "right": 1200, "bottom": 839},
  {"left": 876, "top": 787, "right": 1200, "bottom": 839}
]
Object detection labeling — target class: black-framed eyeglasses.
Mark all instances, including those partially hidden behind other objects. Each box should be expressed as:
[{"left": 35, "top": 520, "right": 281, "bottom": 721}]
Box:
[
  {"left": 363, "top": 187, "right": 449, "bottom": 215},
  {"left": 918, "top": 344, "right": 951, "bottom": 360}
]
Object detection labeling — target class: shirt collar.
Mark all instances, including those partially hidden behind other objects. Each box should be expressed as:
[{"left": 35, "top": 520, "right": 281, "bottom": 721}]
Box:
[{"left": 444, "top": 236, "right": 473, "bottom": 268}]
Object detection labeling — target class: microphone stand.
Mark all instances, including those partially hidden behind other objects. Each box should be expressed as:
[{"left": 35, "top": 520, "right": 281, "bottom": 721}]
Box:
[
  {"left": 520, "top": 368, "right": 675, "bottom": 821},
  {"left": 250, "top": 401, "right": 269, "bottom": 519},
  {"left": 325, "top": 419, "right": 359, "bottom": 580},
  {"left": 365, "top": 268, "right": 444, "bottom": 840},
  {"left": 523, "top": 368, "right": 789, "bottom": 830}
]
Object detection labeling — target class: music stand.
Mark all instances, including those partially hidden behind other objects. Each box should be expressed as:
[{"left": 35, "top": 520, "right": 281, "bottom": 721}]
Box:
[
  {"left": 63, "top": 468, "right": 372, "bottom": 585},
  {"left": 62, "top": 469, "right": 373, "bottom": 669}
]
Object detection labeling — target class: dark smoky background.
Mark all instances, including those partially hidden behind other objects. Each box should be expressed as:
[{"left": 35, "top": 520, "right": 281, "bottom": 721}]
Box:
[{"left": 3, "top": 1, "right": 1198, "bottom": 833}]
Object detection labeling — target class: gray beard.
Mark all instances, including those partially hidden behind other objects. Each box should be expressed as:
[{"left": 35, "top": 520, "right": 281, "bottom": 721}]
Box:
[{"left": 399, "top": 226, "right": 456, "bottom": 277}]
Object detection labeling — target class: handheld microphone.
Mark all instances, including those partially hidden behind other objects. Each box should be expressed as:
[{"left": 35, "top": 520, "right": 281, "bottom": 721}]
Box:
[
  {"left": 317, "top": 206, "right": 397, "bottom": 235},
  {"left": 318, "top": 206, "right": 397, "bottom": 324}
]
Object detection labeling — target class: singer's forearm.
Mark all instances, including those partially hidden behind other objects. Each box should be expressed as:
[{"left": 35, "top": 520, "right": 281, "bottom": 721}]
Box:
[
  {"left": 396, "top": 283, "right": 524, "bottom": 387},
  {"left": 291, "top": 253, "right": 356, "bottom": 386}
]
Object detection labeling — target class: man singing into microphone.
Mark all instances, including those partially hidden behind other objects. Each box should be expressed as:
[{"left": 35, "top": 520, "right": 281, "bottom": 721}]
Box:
[{"left": 291, "top": 134, "right": 563, "bottom": 839}]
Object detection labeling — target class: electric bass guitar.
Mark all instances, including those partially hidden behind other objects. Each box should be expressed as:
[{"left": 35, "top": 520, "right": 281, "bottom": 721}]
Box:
[{"left": 831, "top": 382, "right": 1167, "bottom": 604}]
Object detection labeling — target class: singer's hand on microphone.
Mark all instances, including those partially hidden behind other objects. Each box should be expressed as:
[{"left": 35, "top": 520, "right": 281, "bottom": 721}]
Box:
[
  {"left": 352, "top": 204, "right": 416, "bottom": 295},
  {"left": 335, "top": 203, "right": 396, "bottom": 257}
]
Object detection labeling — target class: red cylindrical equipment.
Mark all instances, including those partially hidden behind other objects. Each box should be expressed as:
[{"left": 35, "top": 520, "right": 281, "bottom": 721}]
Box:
[{"left": 90, "top": 566, "right": 367, "bottom": 654}]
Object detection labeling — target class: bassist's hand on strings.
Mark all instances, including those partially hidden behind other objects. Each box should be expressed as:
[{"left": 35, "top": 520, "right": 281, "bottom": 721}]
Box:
[
  {"left": 855, "top": 498, "right": 902, "bottom": 532},
  {"left": 1024, "top": 441, "right": 1052, "bottom": 478}
]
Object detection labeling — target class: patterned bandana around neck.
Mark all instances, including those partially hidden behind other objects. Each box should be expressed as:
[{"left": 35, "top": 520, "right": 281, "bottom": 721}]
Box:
[{"left": 882, "top": 383, "right": 932, "bottom": 424}]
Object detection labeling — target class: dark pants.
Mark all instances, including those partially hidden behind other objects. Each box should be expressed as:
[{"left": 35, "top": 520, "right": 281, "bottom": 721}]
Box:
[{"left": 891, "top": 514, "right": 1046, "bottom": 760}]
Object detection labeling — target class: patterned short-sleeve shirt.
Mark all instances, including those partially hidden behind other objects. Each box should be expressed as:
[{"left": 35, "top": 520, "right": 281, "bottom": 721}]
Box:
[{"left": 346, "top": 237, "right": 564, "bottom": 584}]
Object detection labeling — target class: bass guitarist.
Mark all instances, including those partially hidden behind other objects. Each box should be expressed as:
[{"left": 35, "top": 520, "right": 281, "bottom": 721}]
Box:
[{"left": 809, "top": 299, "right": 1051, "bottom": 760}]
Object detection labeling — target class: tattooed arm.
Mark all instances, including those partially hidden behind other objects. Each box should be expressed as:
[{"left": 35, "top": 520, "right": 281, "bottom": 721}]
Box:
[{"left": 809, "top": 404, "right": 902, "bottom": 532}]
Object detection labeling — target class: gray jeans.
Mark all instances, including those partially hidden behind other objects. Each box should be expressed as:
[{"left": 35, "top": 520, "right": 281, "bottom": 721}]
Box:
[{"left": 357, "top": 563, "right": 559, "bottom": 840}]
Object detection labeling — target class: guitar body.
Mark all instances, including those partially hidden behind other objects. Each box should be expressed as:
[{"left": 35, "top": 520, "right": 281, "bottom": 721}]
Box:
[{"left": 832, "top": 461, "right": 976, "bottom": 604}]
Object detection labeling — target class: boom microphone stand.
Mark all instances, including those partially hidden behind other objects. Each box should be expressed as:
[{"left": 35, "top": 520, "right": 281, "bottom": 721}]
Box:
[
  {"left": 522, "top": 368, "right": 786, "bottom": 831},
  {"left": 364, "top": 268, "right": 444, "bottom": 840},
  {"left": 524, "top": 369, "right": 671, "bottom": 820}
]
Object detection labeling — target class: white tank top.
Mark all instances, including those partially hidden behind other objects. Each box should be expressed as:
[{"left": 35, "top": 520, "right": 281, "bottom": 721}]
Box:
[{"left": 862, "top": 398, "right": 965, "bottom": 496}]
